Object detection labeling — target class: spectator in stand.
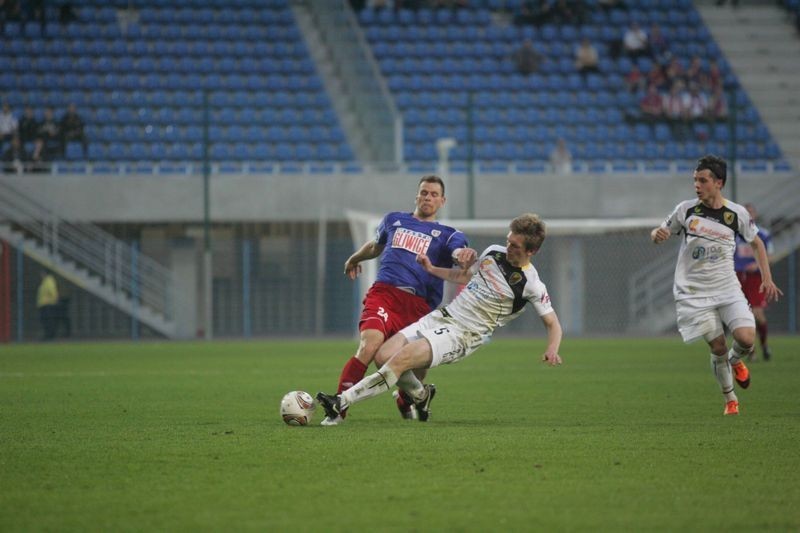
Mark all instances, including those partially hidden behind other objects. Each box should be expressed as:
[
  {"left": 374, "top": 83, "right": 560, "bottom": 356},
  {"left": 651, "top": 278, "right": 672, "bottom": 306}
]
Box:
[
  {"left": 648, "top": 24, "right": 670, "bottom": 64},
  {"left": 664, "top": 56, "right": 685, "bottom": 89},
  {"left": 18, "top": 106, "right": 40, "bottom": 146},
  {"left": 638, "top": 84, "right": 664, "bottom": 123},
  {"left": 552, "top": 0, "right": 582, "bottom": 25},
  {"left": 549, "top": 138, "right": 572, "bottom": 175},
  {"left": 706, "top": 85, "right": 729, "bottom": 124},
  {"left": 0, "top": 102, "right": 18, "bottom": 151},
  {"left": 59, "top": 103, "right": 88, "bottom": 157},
  {"left": 1, "top": 0, "right": 25, "bottom": 35},
  {"left": 647, "top": 62, "right": 668, "bottom": 91},
  {"left": 574, "top": 38, "right": 600, "bottom": 82},
  {"left": 663, "top": 80, "right": 690, "bottom": 140},
  {"left": 2, "top": 135, "right": 29, "bottom": 174},
  {"left": 58, "top": 2, "right": 78, "bottom": 24},
  {"left": 625, "top": 64, "right": 647, "bottom": 93},
  {"left": 623, "top": 22, "right": 649, "bottom": 59},
  {"left": 686, "top": 82, "right": 709, "bottom": 125},
  {"left": 513, "top": 39, "right": 544, "bottom": 76},
  {"left": 684, "top": 56, "right": 705, "bottom": 87},
  {"left": 598, "top": 0, "right": 627, "bottom": 11},
  {"left": 705, "top": 59, "right": 724, "bottom": 92},
  {"left": 514, "top": 1, "right": 553, "bottom": 27},
  {"left": 32, "top": 107, "right": 62, "bottom": 163}
]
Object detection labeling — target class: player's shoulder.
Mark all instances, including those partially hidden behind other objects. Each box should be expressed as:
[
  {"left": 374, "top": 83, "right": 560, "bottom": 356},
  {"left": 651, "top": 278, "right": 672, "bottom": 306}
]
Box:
[
  {"left": 722, "top": 200, "right": 749, "bottom": 217},
  {"left": 677, "top": 198, "right": 700, "bottom": 212},
  {"left": 481, "top": 244, "right": 507, "bottom": 258}
]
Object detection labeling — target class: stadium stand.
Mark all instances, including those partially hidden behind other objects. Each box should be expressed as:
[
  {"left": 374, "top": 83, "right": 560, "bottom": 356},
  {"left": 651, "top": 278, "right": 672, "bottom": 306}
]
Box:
[
  {"left": 3, "top": 0, "right": 353, "bottom": 166},
  {"left": 1, "top": 0, "right": 786, "bottom": 169},
  {"left": 359, "top": 1, "right": 783, "bottom": 166}
]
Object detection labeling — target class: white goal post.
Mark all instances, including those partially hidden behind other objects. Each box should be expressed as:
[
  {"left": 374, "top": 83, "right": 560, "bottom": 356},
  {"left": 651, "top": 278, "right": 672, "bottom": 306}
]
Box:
[{"left": 345, "top": 211, "right": 671, "bottom": 336}]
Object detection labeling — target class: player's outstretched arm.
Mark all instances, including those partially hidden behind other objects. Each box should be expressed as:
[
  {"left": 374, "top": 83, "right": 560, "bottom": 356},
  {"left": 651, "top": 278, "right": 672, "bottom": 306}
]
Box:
[
  {"left": 750, "top": 236, "right": 784, "bottom": 302},
  {"left": 416, "top": 253, "right": 473, "bottom": 285},
  {"left": 651, "top": 227, "right": 670, "bottom": 244},
  {"left": 540, "top": 312, "right": 563, "bottom": 366},
  {"left": 344, "top": 240, "right": 385, "bottom": 280}
]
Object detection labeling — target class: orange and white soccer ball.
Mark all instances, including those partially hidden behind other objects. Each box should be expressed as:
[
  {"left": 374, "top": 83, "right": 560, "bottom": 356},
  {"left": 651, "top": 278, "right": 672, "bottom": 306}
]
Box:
[{"left": 280, "top": 391, "right": 316, "bottom": 426}]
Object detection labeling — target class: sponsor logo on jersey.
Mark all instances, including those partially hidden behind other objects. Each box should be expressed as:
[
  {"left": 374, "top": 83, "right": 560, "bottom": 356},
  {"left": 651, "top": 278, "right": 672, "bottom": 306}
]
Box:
[
  {"left": 687, "top": 217, "right": 733, "bottom": 242},
  {"left": 393, "top": 220, "right": 402, "bottom": 227},
  {"left": 391, "top": 227, "right": 432, "bottom": 255},
  {"left": 540, "top": 292, "right": 551, "bottom": 305},
  {"left": 724, "top": 212, "right": 734, "bottom": 225}
]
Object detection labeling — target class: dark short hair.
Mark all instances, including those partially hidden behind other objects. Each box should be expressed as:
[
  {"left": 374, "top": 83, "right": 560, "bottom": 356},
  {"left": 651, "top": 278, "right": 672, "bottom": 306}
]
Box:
[
  {"left": 418, "top": 174, "right": 445, "bottom": 196},
  {"left": 696, "top": 154, "right": 727, "bottom": 186},
  {"left": 510, "top": 213, "right": 546, "bottom": 252}
]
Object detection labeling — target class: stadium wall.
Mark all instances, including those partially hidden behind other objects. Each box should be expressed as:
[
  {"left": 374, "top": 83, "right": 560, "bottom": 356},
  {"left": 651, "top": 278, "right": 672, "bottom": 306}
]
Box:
[{"left": 0, "top": 171, "right": 790, "bottom": 222}]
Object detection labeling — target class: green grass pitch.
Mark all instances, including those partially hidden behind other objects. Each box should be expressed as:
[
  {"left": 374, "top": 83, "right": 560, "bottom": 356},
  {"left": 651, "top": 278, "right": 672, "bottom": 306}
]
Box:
[{"left": 1, "top": 336, "right": 798, "bottom": 531}]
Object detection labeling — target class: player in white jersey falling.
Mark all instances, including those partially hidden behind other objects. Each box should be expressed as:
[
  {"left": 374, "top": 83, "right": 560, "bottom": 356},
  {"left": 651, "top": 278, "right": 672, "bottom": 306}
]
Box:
[
  {"left": 317, "top": 213, "right": 563, "bottom": 422},
  {"left": 651, "top": 155, "right": 782, "bottom": 416}
]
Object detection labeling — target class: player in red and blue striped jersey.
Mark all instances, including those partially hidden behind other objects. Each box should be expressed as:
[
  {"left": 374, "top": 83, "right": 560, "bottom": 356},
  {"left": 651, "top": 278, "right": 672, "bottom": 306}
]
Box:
[
  {"left": 734, "top": 203, "right": 775, "bottom": 361},
  {"left": 323, "top": 175, "right": 475, "bottom": 426}
]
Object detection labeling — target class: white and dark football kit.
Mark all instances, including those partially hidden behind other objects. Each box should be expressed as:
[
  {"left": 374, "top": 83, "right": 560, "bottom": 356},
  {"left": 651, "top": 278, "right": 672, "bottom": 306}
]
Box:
[
  {"left": 400, "top": 245, "right": 554, "bottom": 367},
  {"left": 660, "top": 199, "right": 758, "bottom": 342}
]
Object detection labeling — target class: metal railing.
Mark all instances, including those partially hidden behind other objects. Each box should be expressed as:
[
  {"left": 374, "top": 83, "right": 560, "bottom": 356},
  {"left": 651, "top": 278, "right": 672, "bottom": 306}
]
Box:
[
  {"left": 0, "top": 180, "right": 173, "bottom": 321},
  {"left": 304, "top": 0, "right": 403, "bottom": 163}
]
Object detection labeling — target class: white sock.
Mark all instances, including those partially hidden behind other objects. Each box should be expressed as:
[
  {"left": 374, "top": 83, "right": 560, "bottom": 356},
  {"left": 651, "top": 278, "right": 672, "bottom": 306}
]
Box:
[
  {"left": 727, "top": 341, "right": 752, "bottom": 366},
  {"left": 710, "top": 353, "right": 737, "bottom": 402},
  {"left": 340, "top": 364, "right": 398, "bottom": 408},
  {"left": 396, "top": 370, "right": 426, "bottom": 403}
]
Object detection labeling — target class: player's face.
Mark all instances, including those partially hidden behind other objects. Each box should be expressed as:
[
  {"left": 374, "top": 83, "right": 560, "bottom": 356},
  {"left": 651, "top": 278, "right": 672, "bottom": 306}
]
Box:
[
  {"left": 693, "top": 169, "right": 722, "bottom": 205},
  {"left": 414, "top": 181, "right": 445, "bottom": 220},
  {"left": 506, "top": 231, "right": 533, "bottom": 267}
]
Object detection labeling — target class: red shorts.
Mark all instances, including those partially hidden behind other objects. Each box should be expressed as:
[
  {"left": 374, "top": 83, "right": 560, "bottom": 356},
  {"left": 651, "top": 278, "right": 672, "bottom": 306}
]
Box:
[
  {"left": 737, "top": 271, "right": 767, "bottom": 309},
  {"left": 359, "top": 282, "right": 432, "bottom": 338}
]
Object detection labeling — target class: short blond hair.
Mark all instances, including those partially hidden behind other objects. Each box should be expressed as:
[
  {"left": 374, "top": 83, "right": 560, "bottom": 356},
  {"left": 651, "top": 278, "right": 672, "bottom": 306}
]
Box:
[{"left": 510, "top": 213, "right": 546, "bottom": 252}]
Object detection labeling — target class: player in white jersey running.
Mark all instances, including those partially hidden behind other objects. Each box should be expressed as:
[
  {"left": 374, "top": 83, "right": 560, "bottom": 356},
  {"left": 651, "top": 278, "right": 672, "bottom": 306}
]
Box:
[
  {"left": 317, "top": 213, "right": 563, "bottom": 422},
  {"left": 651, "top": 155, "right": 782, "bottom": 416}
]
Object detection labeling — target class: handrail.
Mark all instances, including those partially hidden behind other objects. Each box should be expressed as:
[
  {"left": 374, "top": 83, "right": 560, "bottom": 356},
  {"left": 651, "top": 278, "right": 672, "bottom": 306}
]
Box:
[{"left": 0, "top": 180, "right": 173, "bottom": 320}]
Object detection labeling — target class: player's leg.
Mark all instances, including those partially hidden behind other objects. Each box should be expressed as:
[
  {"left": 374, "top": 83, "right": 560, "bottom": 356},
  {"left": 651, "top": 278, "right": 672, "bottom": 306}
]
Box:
[
  {"left": 707, "top": 333, "right": 738, "bottom": 414},
  {"left": 336, "top": 338, "right": 433, "bottom": 410},
  {"left": 721, "top": 300, "right": 756, "bottom": 390},
  {"left": 751, "top": 307, "right": 770, "bottom": 360},
  {"left": 336, "top": 328, "right": 384, "bottom": 395}
]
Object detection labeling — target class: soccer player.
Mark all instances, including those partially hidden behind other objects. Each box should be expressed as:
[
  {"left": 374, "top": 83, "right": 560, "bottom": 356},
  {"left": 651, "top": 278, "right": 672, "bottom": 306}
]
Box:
[
  {"left": 734, "top": 203, "right": 774, "bottom": 361},
  {"left": 322, "top": 175, "right": 475, "bottom": 426},
  {"left": 650, "top": 155, "right": 782, "bottom": 416},
  {"left": 317, "top": 213, "right": 563, "bottom": 422}
]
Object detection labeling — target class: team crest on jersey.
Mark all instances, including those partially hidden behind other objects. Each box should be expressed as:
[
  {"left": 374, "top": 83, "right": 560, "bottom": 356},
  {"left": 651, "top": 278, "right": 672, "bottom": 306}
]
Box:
[
  {"left": 508, "top": 272, "right": 523, "bottom": 285},
  {"left": 724, "top": 212, "right": 734, "bottom": 225},
  {"left": 431, "top": 229, "right": 441, "bottom": 237},
  {"left": 392, "top": 227, "right": 432, "bottom": 255}
]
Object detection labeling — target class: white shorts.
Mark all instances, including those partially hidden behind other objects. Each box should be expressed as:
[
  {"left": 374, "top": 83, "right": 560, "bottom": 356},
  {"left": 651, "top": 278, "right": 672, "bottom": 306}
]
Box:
[
  {"left": 399, "top": 310, "right": 488, "bottom": 368},
  {"left": 675, "top": 294, "right": 755, "bottom": 344}
]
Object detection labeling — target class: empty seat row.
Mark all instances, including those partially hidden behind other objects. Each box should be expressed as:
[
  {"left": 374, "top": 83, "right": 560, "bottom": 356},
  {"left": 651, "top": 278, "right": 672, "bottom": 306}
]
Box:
[
  {"left": 86, "top": 124, "right": 346, "bottom": 144},
  {"left": 0, "top": 38, "right": 307, "bottom": 58},
  {"left": 7, "top": 72, "right": 324, "bottom": 92},
  {"left": 83, "top": 142, "right": 352, "bottom": 162}
]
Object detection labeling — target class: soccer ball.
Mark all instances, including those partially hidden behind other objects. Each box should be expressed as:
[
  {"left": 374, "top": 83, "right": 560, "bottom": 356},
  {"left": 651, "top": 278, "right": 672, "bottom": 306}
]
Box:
[{"left": 280, "top": 391, "right": 316, "bottom": 426}]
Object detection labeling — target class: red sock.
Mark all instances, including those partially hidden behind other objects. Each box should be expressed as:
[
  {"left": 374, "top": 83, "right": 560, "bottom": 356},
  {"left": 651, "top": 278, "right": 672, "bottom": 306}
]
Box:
[
  {"left": 337, "top": 357, "right": 368, "bottom": 394},
  {"left": 757, "top": 322, "right": 768, "bottom": 348}
]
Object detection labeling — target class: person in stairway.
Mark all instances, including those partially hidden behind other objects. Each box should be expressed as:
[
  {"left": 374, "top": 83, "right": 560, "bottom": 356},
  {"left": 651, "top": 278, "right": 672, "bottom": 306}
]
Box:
[
  {"left": 36, "top": 269, "right": 59, "bottom": 341},
  {"left": 650, "top": 155, "right": 782, "bottom": 416},
  {"left": 321, "top": 175, "right": 476, "bottom": 426},
  {"left": 734, "top": 203, "right": 774, "bottom": 361},
  {"left": 317, "top": 213, "right": 563, "bottom": 424}
]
